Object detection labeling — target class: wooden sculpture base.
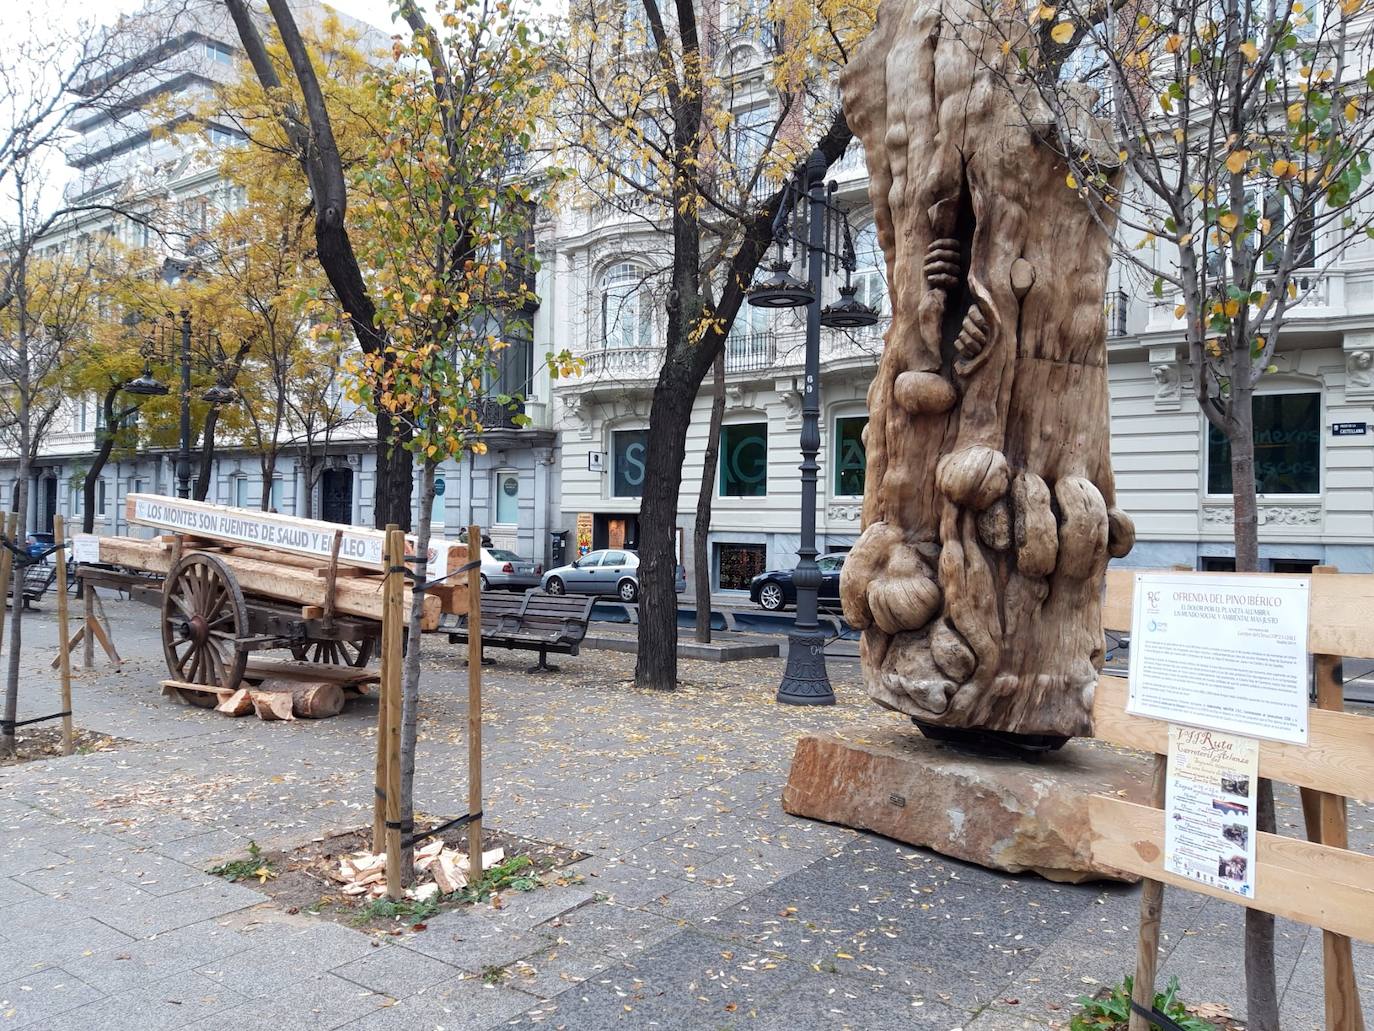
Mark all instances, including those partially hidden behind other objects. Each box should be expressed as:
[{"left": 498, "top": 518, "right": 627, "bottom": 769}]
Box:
[{"left": 783, "top": 724, "right": 1152, "bottom": 883}]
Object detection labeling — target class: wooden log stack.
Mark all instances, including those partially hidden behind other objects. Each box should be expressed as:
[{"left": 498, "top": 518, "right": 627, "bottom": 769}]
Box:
[
  {"left": 106, "top": 494, "right": 471, "bottom": 622},
  {"left": 98, "top": 535, "right": 445, "bottom": 630}
]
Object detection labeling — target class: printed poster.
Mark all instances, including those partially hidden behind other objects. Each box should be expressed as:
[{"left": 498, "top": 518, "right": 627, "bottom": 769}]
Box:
[
  {"left": 71, "top": 534, "right": 100, "bottom": 564},
  {"left": 1128, "top": 572, "right": 1310, "bottom": 744},
  {"left": 1164, "top": 725, "right": 1260, "bottom": 899}
]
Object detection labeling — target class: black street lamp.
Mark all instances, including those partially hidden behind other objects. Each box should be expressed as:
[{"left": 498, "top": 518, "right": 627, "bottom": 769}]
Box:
[
  {"left": 121, "top": 310, "right": 237, "bottom": 499},
  {"left": 749, "top": 148, "right": 878, "bottom": 707}
]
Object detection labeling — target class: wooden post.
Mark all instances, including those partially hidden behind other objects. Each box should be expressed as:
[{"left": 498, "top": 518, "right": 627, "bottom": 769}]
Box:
[
  {"left": 82, "top": 584, "right": 95, "bottom": 669},
  {"left": 1128, "top": 753, "right": 1168, "bottom": 1031},
  {"left": 53, "top": 516, "right": 73, "bottom": 756},
  {"left": 373, "top": 524, "right": 399, "bottom": 854},
  {"left": 466, "top": 525, "right": 484, "bottom": 881},
  {"left": 1297, "top": 566, "right": 1366, "bottom": 1031},
  {"left": 383, "top": 527, "right": 405, "bottom": 901}
]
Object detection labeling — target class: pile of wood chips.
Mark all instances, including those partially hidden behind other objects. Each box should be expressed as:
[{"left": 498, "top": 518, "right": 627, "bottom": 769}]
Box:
[{"left": 332, "top": 840, "right": 506, "bottom": 901}]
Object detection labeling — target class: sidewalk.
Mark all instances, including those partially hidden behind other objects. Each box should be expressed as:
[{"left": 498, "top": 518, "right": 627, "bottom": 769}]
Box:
[{"left": 0, "top": 596, "right": 1363, "bottom": 1029}]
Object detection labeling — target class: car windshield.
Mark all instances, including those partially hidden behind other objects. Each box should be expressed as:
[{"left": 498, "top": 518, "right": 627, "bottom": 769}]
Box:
[{"left": 488, "top": 549, "right": 522, "bottom": 562}]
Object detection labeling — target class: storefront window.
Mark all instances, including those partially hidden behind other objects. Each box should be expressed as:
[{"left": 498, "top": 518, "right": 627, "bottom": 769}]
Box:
[
  {"left": 612, "top": 430, "right": 648, "bottom": 498},
  {"left": 834, "top": 416, "right": 867, "bottom": 496},
  {"left": 720, "top": 422, "right": 768, "bottom": 497},
  {"left": 1207, "top": 392, "right": 1321, "bottom": 495},
  {"left": 716, "top": 542, "right": 766, "bottom": 591}
]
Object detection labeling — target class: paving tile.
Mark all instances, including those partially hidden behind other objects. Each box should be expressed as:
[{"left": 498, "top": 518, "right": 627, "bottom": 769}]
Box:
[
  {"left": 500, "top": 942, "right": 617, "bottom": 1001},
  {"left": 43, "top": 969, "right": 246, "bottom": 1031},
  {"left": 331, "top": 944, "right": 463, "bottom": 997},
  {"left": 0, "top": 896, "right": 135, "bottom": 964},
  {"left": 332, "top": 976, "right": 538, "bottom": 1030},
  {"left": 502, "top": 928, "right": 809, "bottom": 1028},
  {"left": 197, "top": 922, "right": 376, "bottom": 998},
  {"left": 399, "top": 910, "right": 552, "bottom": 975},
  {"left": 179, "top": 972, "right": 389, "bottom": 1031},
  {"left": 62, "top": 919, "right": 259, "bottom": 995},
  {"left": 0, "top": 965, "right": 105, "bottom": 1028},
  {"left": 92, "top": 879, "right": 263, "bottom": 937},
  {"left": 749, "top": 975, "right": 971, "bottom": 1030}
]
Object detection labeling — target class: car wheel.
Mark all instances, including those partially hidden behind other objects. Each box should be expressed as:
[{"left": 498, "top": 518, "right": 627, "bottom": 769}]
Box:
[
  {"left": 618, "top": 578, "right": 639, "bottom": 603},
  {"left": 479, "top": 574, "right": 490, "bottom": 591},
  {"left": 758, "top": 581, "right": 785, "bottom": 611},
  {"left": 545, "top": 576, "right": 565, "bottom": 596}
]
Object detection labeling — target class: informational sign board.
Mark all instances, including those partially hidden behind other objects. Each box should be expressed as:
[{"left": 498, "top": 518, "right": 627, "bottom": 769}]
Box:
[
  {"left": 1164, "top": 725, "right": 1260, "bottom": 899},
  {"left": 126, "top": 494, "right": 455, "bottom": 573},
  {"left": 1127, "top": 572, "right": 1310, "bottom": 744},
  {"left": 1331, "top": 422, "right": 1367, "bottom": 436},
  {"left": 588, "top": 451, "right": 605, "bottom": 473},
  {"left": 434, "top": 477, "right": 446, "bottom": 497},
  {"left": 71, "top": 534, "right": 100, "bottom": 564}
]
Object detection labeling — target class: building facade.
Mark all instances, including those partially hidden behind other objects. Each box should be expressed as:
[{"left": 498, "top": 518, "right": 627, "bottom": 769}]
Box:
[{"left": 8, "top": 5, "right": 1374, "bottom": 585}]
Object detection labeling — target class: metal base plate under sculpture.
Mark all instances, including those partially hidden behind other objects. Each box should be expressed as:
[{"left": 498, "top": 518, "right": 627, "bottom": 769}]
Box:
[
  {"left": 783, "top": 726, "right": 1153, "bottom": 883},
  {"left": 777, "top": 629, "right": 835, "bottom": 705}
]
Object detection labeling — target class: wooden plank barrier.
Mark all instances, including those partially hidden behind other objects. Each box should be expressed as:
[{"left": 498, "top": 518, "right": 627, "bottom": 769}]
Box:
[{"left": 1094, "top": 567, "right": 1372, "bottom": 1030}]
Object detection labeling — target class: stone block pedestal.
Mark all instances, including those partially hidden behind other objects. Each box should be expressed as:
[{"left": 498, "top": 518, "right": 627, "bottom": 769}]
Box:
[{"left": 783, "top": 725, "right": 1153, "bottom": 883}]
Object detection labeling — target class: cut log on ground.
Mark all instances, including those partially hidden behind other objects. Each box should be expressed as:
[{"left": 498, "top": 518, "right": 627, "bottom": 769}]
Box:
[
  {"left": 254, "top": 678, "right": 346, "bottom": 719},
  {"left": 251, "top": 690, "right": 296, "bottom": 721},
  {"left": 98, "top": 535, "right": 442, "bottom": 629},
  {"left": 215, "top": 688, "right": 255, "bottom": 716}
]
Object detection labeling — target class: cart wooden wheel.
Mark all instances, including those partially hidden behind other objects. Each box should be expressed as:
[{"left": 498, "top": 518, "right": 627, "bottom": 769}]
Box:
[
  {"left": 289, "top": 638, "right": 375, "bottom": 667},
  {"left": 161, "top": 553, "right": 249, "bottom": 703}
]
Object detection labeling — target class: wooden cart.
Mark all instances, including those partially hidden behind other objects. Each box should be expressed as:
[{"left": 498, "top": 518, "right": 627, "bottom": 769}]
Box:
[
  {"left": 88, "top": 496, "right": 468, "bottom": 709},
  {"left": 85, "top": 555, "right": 379, "bottom": 704}
]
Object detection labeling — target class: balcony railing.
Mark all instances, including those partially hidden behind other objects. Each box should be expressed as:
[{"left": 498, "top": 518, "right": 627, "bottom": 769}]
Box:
[
  {"left": 476, "top": 396, "right": 526, "bottom": 430},
  {"left": 724, "top": 331, "right": 776, "bottom": 373},
  {"left": 581, "top": 346, "right": 662, "bottom": 381},
  {"left": 1146, "top": 270, "right": 1341, "bottom": 332}
]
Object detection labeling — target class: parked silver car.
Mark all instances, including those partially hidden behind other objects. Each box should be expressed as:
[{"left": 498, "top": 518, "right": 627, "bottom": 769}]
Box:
[
  {"left": 540, "top": 549, "right": 685, "bottom": 603},
  {"left": 480, "top": 547, "right": 542, "bottom": 591}
]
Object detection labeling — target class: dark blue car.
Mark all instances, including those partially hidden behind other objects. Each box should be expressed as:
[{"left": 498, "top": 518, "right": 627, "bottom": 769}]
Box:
[{"left": 748, "top": 552, "right": 846, "bottom": 611}]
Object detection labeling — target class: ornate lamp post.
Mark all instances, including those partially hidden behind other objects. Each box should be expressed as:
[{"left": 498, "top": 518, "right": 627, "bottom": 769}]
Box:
[
  {"left": 748, "top": 148, "right": 878, "bottom": 706},
  {"left": 122, "top": 310, "right": 238, "bottom": 499}
]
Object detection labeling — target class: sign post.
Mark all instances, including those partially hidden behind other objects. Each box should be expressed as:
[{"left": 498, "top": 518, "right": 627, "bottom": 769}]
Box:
[{"left": 1094, "top": 568, "right": 1370, "bottom": 1031}]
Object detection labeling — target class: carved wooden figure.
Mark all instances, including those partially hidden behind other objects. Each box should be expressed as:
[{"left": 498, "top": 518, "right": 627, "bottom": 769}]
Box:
[{"left": 839, "top": 0, "right": 1134, "bottom": 740}]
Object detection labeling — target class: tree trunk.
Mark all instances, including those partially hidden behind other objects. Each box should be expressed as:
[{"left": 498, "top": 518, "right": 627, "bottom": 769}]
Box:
[
  {"left": 634, "top": 357, "right": 698, "bottom": 691},
  {"left": 1228, "top": 377, "right": 1280, "bottom": 1030},
  {"left": 260, "top": 454, "right": 277, "bottom": 511},
  {"left": 1246, "top": 776, "right": 1280, "bottom": 1030},
  {"left": 2, "top": 436, "right": 29, "bottom": 760},
  {"left": 301, "top": 455, "right": 316, "bottom": 519},
  {"left": 194, "top": 406, "right": 220, "bottom": 502},
  {"left": 1229, "top": 380, "right": 1260, "bottom": 573},
  {"left": 374, "top": 410, "right": 413, "bottom": 530},
  {"left": 398, "top": 458, "right": 434, "bottom": 883},
  {"left": 693, "top": 351, "right": 725, "bottom": 644},
  {"left": 83, "top": 386, "right": 132, "bottom": 535}
]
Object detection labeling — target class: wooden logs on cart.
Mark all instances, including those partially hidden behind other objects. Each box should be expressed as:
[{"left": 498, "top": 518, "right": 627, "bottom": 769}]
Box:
[
  {"left": 121, "top": 494, "right": 468, "bottom": 615},
  {"left": 99, "top": 535, "right": 442, "bottom": 630}
]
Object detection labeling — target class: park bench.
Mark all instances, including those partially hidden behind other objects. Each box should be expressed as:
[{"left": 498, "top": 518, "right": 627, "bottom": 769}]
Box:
[
  {"left": 8, "top": 563, "right": 57, "bottom": 609},
  {"left": 447, "top": 589, "right": 594, "bottom": 672}
]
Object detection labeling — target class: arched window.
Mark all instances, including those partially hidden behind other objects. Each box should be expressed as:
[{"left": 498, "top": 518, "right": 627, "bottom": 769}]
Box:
[
  {"left": 600, "top": 263, "right": 653, "bottom": 350},
  {"left": 851, "top": 223, "right": 887, "bottom": 319}
]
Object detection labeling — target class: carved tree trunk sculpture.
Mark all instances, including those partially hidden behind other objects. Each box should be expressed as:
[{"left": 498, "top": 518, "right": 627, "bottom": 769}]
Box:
[{"left": 839, "top": 0, "right": 1135, "bottom": 740}]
